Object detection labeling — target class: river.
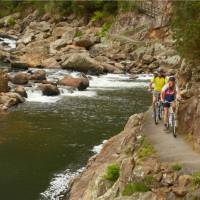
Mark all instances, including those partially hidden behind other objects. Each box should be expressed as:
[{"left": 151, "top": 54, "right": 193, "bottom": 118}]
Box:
[{"left": 0, "top": 37, "right": 152, "bottom": 200}]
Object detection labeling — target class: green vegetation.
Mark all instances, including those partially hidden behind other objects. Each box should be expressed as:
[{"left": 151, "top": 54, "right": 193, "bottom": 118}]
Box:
[
  {"left": 75, "top": 30, "right": 83, "bottom": 38},
  {"left": 172, "top": 1, "right": 200, "bottom": 62},
  {"left": 104, "top": 164, "right": 120, "bottom": 183},
  {"left": 171, "top": 163, "right": 182, "bottom": 171},
  {"left": 97, "top": 22, "right": 112, "bottom": 37},
  {"left": 144, "top": 175, "right": 155, "bottom": 186},
  {"left": 192, "top": 171, "right": 200, "bottom": 186},
  {"left": 122, "top": 182, "right": 150, "bottom": 196},
  {"left": 7, "top": 17, "right": 15, "bottom": 26},
  {"left": 137, "top": 137, "right": 155, "bottom": 159}
]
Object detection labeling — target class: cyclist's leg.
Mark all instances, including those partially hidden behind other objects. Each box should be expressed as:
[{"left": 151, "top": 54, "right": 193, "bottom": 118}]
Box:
[
  {"left": 152, "top": 91, "right": 156, "bottom": 109},
  {"left": 163, "top": 102, "right": 170, "bottom": 126}
]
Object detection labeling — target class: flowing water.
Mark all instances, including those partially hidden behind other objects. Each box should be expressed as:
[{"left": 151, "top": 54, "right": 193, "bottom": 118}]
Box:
[{"left": 0, "top": 37, "right": 152, "bottom": 200}]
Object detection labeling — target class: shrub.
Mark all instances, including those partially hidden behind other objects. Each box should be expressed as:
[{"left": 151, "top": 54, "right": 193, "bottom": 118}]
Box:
[
  {"left": 75, "top": 30, "right": 83, "bottom": 38},
  {"left": 97, "top": 22, "right": 112, "bottom": 37},
  {"left": 122, "top": 182, "right": 150, "bottom": 196},
  {"left": 192, "top": 171, "right": 200, "bottom": 186},
  {"left": 171, "top": 163, "right": 182, "bottom": 171},
  {"left": 144, "top": 175, "right": 155, "bottom": 186},
  {"left": 104, "top": 164, "right": 120, "bottom": 183},
  {"left": 7, "top": 17, "right": 15, "bottom": 26},
  {"left": 137, "top": 137, "right": 155, "bottom": 159},
  {"left": 91, "top": 11, "right": 105, "bottom": 23}
]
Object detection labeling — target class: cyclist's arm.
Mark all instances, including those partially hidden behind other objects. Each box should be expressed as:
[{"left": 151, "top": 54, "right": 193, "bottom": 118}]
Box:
[{"left": 161, "top": 85, "right": 167, "bottom": 102}]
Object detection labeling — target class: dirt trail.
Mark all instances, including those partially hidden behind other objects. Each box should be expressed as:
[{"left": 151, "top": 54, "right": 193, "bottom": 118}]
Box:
[{"left": 143, "top": 109, "right": 200, "bottom": 173}]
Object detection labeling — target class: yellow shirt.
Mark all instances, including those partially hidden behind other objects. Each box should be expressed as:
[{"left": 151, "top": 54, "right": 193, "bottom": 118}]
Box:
[{"left": 151, "top": 76, "right": 167, "bottom": 92}]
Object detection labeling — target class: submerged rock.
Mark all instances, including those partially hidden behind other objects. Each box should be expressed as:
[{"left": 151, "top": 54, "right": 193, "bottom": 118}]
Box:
[
  {"left": 58, "top": 74, "right": 89, "bottom": 91},
  {"left": 30, "top": 70, "right": 46, "bottom": 81},
  {"left": 12, "top": 72, "right": 29, "bottom": 85},
  {"left": 14, "top": 85, "right": 27, "bottom": 98},
  {"left": 39, "top": 84, "right": 60, "bottom": 96}
]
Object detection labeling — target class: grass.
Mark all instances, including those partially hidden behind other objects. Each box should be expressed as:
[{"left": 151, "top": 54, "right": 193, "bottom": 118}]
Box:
[
  {"left": 192, "top": 171, "right": 200, "bottom": 186},
  {"left": 104, "top": 164, "right": 120, "bottom": 183},
  {"left": 75, "top": 30, "right": 83, "bottom": 38},
  {"left": 144, "top": 175, "right": 155, "bottom": 186},
  {"left": 171, "top": 163, "right": 182, "bottom": 171},
  {"left": 136, "top": 137, "right": 155, "bottom": 160},
  {"left": 122, "top": 182, "right": 150, "bottom": 196},
  {"left": 7, "top": 17, "right": 15, "bottom": 26}
]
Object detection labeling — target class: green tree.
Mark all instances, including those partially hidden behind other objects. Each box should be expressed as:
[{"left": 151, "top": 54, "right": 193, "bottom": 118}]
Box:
[{"left": 172, "top": 1, "right": 200, "bottom": 62}]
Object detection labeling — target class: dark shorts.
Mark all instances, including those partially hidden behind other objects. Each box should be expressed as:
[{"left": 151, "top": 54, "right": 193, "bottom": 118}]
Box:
[{"left": 163, "top": 102, "right": 173, "bottom": 108}]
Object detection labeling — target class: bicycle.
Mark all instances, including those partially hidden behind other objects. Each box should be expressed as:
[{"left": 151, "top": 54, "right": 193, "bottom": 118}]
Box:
[
  {"left": 153, "top": 93, "right": 163, "bottom": 125},
  {"left": 165, "top": 101, "right": 177, "bottom": 137}
]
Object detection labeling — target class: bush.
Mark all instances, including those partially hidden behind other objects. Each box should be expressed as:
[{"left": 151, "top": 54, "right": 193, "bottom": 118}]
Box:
[
  {"left": 97, "top": 22, "right": 112, "bottom": 37},
  {"left": 122, "top": 182, "right": 150, "bottom": 196},
  {"left": 137, "top": 137, "right": 155, "bottom": 159},
  {"left": 192, "top": 171, "right": 200, "bottom": 186},
  {"left": 91, "top": 11, "right": 105, "bottom": 23},
  {"left": 171, "top": 163, "right": 182, "bottom": 171},
  {"left": 104, "top": 164, "right": 120, "bottom": 183},
  {"left": 172, "top": 1, "right": 200, "bottom": 62},
  {"left": 7, "top": 17, "right": 15, "bottom": 26}
]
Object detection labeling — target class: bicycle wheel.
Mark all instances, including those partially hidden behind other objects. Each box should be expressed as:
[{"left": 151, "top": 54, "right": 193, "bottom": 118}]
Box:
[
  {"left": 172, "top": 115, "right": 177, "bottom": 137},
  {"left": 154, "top": 106, "right": 158, "bottom": 125},
  {"left": 158, "top": 103, "right": 163, "bottom": 120}
]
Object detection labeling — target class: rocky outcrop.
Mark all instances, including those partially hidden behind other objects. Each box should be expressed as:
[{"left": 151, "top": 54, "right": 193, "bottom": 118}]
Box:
[{"left": 67, "top": 113, "right": 197, "bottom": 200}]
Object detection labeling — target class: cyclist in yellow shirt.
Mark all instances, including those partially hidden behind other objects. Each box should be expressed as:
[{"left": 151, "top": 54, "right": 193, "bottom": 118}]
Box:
[{"left": 149, "top": 69, "right": 167, "bottom": 109}]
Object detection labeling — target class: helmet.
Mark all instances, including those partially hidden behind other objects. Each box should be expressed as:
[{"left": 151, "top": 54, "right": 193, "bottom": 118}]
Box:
[{"left": 168, "top": 76, "right": 176, "bottom": 82}]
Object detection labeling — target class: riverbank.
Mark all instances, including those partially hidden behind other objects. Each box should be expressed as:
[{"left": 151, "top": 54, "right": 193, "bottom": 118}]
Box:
[{"left": 66, "top": 112, "right": 200, "bottom": 200}]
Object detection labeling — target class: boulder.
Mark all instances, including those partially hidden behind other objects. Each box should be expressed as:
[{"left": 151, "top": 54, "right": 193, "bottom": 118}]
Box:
[
  {"left": 49, "top": 38, "right": 68, "bottom": 54},
  {"left": 14, "top": 85, "right": 27, "bottom": 98},
  {"left": 62, "top": 53, "right": 103, "bottom": 74},
  {"left": 10, "top": 61, "right": 29, "bottom": 70},
  {"left": 40, "top": 84, "right": 60, "bottom": 96},
  {"left": 0, "top": 92, "right": 25, "bottom": 110},
  {"left": 58, "top": 74, "right": 89, "bottom": 91},
  {"left": 74, "top": 35, "right": 100, "bottom": 49},
  {"left": 41, "top": 57, "right": 61, "bottom": 69},
  {"left": 52, "top": 26, "right": 76, "bottom": 40},
  {"left": 0, "top": 71, "right": 8, "bottom": 92},
  {"left": 29, "top": 21, "right": 51, "bottom": 32},
  {"left": 12, "top": 72, "right": 29, "bottom": 85},
  {"left": 30, "top": 70, "right": 46, "bottom": 81}
]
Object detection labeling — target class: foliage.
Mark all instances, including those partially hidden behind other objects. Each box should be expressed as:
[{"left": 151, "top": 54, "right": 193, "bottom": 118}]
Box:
[
  {"left": 122, "top": 182, "right": 150, "bottom": 196},
  {"left": 97, "top": 22, "right": 112, "bottom": 37},
  {"left": 7, "top": 17, "right": 15, "bottom": 26},
  {"left": 104, "top": 164, "right": 120, "bottom": 183},
  {"left": 171, "top": 163, "right": 182, "bottom": 171},
  {"left": 91, "top": 11, "right": 105, "bottom": 23},
  {"left": 171, "top": 1, "right": 200, "bottom": 62},
  {"left": 75, "top": 30, "right": 83, "bottom": 38},
  {"left": 144, "top": 175, "right": 155, "bottom": 186},
  {"left": 137, "top": 137, "right": 155, "bottom": 159},
  {"left": 192, "top": 171, "right": 200, "bottom": 186}
]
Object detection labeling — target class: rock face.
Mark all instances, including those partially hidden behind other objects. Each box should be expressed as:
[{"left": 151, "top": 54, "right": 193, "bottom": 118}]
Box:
[
  {"left": 12, "top": 72, "right": 29, "bottom": 85},
  {"left": 58, "top": 75, "right": 89, "bottom": 91},
  {"left": 39, "top": 84, "right": 60, "bottom": 96},
  {"left": 62, "top": 53, "right": 104, "bottom": 74}
]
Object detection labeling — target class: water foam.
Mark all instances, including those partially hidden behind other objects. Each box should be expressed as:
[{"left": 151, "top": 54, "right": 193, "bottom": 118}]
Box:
[
  {"left": 40, "top": 168, "right": 85, "bottom": 200},
  {"left": 91, "top": 140, "right": 108, "bottom": 154},
  {"left": 0, "top": 37, "right": 16, "bottom": 50}
]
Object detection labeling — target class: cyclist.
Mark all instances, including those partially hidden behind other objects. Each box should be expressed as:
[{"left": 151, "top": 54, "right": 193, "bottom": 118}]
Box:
[
  {"left": 161, "top": 76, "right": 177, "bottom": 129},
  {"left": 149, "top": 69, "right": 167, "bottom": 110}
]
